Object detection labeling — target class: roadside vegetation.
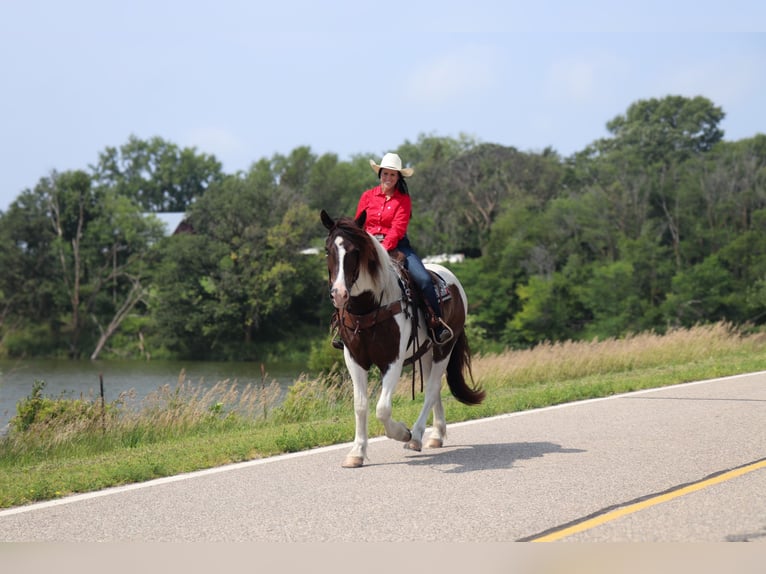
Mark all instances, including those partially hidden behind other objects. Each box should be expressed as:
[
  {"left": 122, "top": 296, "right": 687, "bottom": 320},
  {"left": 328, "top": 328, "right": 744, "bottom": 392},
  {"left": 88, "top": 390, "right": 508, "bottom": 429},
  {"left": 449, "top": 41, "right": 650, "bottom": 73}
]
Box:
[{"left": 1, "top": 322, "right": 764, "bottom": 509}]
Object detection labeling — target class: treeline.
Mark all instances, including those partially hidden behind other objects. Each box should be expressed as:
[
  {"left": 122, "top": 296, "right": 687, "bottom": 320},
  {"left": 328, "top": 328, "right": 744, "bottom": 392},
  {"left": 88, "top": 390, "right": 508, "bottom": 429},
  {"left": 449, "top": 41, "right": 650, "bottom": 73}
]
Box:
[{"left": 0, "top": 95, "right": 764, "bottom": 361}]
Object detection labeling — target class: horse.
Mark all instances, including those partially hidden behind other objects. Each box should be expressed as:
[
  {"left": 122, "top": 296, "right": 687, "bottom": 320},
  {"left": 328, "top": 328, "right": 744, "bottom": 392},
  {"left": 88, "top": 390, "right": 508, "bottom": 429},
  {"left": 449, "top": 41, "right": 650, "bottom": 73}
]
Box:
[{"left": 321, "top": 209, "right": 485, "bottom": 468}]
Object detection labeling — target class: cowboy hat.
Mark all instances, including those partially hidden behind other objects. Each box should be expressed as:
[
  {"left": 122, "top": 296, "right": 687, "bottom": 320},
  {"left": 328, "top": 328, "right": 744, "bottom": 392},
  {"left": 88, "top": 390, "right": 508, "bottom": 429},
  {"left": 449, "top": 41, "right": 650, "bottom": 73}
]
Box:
[{"left": 369, "top": 152, "right": 414, "bottom": 178}]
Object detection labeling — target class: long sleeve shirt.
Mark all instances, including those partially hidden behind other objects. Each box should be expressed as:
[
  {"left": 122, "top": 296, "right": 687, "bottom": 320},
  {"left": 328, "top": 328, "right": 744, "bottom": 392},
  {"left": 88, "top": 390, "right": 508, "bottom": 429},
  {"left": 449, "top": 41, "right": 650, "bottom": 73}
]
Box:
[{"left": 355, "top": 185, "right": 412, "bottom": 251}]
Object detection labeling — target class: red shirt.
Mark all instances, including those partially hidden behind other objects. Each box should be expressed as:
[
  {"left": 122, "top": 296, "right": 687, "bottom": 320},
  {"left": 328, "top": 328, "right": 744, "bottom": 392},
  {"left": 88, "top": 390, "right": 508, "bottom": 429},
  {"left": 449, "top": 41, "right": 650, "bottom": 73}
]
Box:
[{"left": 355, "top": 185, "right": 411, "bottom": 251}]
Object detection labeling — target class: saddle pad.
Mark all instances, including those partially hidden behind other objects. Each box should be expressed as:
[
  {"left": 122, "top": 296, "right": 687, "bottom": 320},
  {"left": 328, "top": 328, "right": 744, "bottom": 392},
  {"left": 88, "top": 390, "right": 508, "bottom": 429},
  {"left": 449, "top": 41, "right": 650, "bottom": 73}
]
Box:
[{"left": 430, "top": 272, "right": 452, "bottom": 302}]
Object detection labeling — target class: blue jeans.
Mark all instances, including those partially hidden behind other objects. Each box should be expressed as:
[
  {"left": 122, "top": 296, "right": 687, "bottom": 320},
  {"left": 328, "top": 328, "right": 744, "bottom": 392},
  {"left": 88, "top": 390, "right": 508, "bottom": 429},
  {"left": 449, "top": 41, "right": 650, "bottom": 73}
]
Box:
[{"left": 396, "top": 236, "right": 442, "bottom": 318}]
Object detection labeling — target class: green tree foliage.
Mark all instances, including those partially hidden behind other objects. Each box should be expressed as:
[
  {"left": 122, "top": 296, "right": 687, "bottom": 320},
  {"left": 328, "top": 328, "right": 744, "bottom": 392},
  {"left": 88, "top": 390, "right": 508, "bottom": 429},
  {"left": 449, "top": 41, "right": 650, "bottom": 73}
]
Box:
[
  {"left": 0, "top": 169, "right": 165, "bottom": 358},
  {"left": 93, "top": 135, "right": 224, "bottom": 212},
  {"left": 305, "top": 153, "right": 373, "bottom": 220},
  {"left": 473, "top": 95, "right": 762, "bottom": 345},
  {"left": 600, "top": 95, "right": 725, "bottom": 268},
  {"left": 604, "top": 95, "right": 725, "bottom": 161},
  {"left": 149, "top": 172, "right": 323, "bottom": 360}
]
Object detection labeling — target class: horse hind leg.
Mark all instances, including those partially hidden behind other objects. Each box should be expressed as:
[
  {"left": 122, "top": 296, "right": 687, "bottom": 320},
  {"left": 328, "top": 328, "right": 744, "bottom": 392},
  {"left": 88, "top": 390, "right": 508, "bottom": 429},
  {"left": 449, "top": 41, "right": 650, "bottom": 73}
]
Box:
[
  {"left": 422, "top": 370, "right": 447, "bottom": 448},
  {"left": 426, "top": 418, "right": 447, "bottom": 448},
  {"left": 405, "top": 360, "right": 446, "bottom": 452}
]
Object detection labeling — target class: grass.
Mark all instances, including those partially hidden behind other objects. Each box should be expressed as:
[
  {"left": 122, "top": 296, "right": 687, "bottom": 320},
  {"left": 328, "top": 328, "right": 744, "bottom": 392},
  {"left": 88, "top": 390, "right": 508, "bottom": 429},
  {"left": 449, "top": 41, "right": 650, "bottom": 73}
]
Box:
[{"left": 1, "top": 322, "right": 764, "bottom": 509}]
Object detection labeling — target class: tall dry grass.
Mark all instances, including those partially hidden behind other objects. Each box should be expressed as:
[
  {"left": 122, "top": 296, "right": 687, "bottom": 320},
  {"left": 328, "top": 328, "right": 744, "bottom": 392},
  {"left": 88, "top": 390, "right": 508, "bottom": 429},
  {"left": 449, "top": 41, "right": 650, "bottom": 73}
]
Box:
[
  {"left": 3, "top": 369, "right": 284, "bottom": 454},
  {"left": 129, "top": 370, "right": 283, "bottom": 430},
  {"left": 469, "top": 322, "right": 764, "bottom": 389}
]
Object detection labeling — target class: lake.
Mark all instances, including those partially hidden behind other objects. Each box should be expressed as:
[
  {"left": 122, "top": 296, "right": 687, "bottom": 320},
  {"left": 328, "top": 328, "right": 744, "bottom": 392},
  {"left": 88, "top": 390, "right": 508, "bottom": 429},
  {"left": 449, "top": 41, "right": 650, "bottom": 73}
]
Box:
[{"left": 0, "top": 358, "right": 309, "bottom": 432}]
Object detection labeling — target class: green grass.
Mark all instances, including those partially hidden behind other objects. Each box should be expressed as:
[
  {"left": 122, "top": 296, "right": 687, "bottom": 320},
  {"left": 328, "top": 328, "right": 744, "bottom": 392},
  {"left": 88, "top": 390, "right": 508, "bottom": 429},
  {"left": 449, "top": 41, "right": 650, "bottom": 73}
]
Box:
[{"left": 1, "top": 322, "right": 764, "bottom": 509}]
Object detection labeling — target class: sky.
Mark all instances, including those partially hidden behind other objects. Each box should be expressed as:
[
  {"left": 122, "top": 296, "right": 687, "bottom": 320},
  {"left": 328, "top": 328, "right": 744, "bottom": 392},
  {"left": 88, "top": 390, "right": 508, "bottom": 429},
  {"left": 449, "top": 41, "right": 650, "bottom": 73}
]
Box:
[{"left": 1, "top": 0, "right": 765, "bottom": 213}]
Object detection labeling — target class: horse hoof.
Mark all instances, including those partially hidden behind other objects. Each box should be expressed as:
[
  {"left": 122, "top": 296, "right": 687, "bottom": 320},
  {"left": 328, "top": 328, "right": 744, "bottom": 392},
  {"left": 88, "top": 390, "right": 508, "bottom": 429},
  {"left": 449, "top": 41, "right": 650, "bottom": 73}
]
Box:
[
  {"left": 426, "top": 438, "right": 443, "bottom": 449},
  {"left": 404, "top": 439, "right": 422, "bottom": 452},
  {"left": 341, "top": 456, "right": 364, "bottom": 468}
]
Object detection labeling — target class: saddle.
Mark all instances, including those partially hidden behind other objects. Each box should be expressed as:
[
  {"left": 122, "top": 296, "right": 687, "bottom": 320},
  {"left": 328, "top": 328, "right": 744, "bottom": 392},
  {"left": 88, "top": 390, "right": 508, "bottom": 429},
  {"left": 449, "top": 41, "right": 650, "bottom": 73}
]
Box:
[
  {"left": 388, "top": 250, "right": 453, "bottom": 356},
  {"left": 389, "top": 251, "right": 452, "bottom": 316}
]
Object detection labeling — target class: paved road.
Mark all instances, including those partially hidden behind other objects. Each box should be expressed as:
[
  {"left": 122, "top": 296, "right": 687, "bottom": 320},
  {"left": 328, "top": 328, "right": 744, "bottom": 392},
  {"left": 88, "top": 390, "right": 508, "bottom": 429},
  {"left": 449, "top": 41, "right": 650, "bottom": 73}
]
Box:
[{"left": 1, "top": 371, "right": 765, "bottom": 542}]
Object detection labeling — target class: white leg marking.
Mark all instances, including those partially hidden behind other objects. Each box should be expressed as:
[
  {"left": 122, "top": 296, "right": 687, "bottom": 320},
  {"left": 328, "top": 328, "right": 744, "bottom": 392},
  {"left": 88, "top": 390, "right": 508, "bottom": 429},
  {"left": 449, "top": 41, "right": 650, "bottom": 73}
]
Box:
[{"left": 343, "top": 357, "right": 369, "bottom": 467}]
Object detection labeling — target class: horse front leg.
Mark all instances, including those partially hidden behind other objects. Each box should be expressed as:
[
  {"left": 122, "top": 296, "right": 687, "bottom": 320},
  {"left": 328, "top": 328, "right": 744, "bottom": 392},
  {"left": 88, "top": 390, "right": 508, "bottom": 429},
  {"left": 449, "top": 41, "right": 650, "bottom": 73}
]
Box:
[
  {"left": 343, "top": 359, "right": 369, "bottom": 468},
  {"left": 375, "top": 361, "right": 412, "bottom": 444}
]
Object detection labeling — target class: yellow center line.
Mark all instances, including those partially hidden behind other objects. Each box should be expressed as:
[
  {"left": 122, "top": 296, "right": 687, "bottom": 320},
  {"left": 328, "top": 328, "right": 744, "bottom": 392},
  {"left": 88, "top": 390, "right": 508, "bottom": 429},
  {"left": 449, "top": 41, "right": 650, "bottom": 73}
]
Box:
[{"left": 527, "top": 458, "right": 766, "bottom": 542}]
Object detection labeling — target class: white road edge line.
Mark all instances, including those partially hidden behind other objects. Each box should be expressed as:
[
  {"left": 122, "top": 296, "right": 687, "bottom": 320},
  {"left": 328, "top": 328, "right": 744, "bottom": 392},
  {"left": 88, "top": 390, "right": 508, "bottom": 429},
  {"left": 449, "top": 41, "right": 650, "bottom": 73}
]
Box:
[{"left": 2, "top": 370, "right": 763, "bottom": 518}]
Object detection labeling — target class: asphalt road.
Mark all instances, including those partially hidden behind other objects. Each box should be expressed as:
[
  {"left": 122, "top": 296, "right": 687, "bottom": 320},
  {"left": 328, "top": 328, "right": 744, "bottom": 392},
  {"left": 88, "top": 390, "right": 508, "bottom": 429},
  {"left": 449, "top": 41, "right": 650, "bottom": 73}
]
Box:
[{"left": 1, "top": 371, "right": 765, "bottom": 543}]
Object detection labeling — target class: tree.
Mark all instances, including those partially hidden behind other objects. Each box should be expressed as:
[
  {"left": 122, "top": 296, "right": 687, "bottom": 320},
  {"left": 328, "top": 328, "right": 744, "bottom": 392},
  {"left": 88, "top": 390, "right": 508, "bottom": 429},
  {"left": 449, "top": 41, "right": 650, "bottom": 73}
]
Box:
[
  {"left": 690, "top": 135, "right": 766, "bottom": 254},
  {"left": 406, "top": 142, "right": 564, "bottom": 256},
  {"left": 151, "top": 174, "right": 323, "bottom": 360},
  {"left": 0, "top": 170, "right": 165, "bottom": 359},
  {"left": 47, "top": 170, "right": 100, "bottom": 357},
  {"left": 604, "top": 95, "right": 725, "bottom": 161},
  {"left": 305, "top": 153, "right": 371, "bottom": 219},
  {"left": 271, "top": 146, "right": 316, "bottom": 199},
  {"left": 0, "top": 185, "right": 60, "bottom": 333},
  {"left": 92, "top": 135, "right": 224, "bottom": 212},
  {"left": 86, "top": 193, "right": 166, "bottom": 359},
  {"left": 598, "top": 95, "right": 725, "bottom": 268},
  {"left": 574, "top": 260, "right": 644, "bottom": 339},
  {"left": 505, "top": 269, "right": 586, "bottom": 346}
]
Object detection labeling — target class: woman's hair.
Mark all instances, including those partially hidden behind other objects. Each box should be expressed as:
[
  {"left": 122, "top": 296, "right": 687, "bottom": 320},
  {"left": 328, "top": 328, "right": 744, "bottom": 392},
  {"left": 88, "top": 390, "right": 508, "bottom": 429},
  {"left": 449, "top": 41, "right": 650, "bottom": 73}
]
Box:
[{"left": 378, "top": 170, "right": 409, "bottom": 195}]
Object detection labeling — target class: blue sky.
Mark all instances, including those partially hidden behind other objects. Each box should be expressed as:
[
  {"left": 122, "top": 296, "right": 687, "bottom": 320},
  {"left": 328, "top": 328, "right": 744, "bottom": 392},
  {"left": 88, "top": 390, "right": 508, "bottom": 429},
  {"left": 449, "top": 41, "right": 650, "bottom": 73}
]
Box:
[{"left": 1, "top": 0, "right": 764, "bottom": 212}]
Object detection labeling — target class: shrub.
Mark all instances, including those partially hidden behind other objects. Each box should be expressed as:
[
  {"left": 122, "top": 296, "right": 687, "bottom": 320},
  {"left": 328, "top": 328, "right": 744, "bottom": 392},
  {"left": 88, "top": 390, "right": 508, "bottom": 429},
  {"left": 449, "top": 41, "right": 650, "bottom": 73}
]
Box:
[{"left": 11, "top": 379, "right": 111, "bottom": 436}]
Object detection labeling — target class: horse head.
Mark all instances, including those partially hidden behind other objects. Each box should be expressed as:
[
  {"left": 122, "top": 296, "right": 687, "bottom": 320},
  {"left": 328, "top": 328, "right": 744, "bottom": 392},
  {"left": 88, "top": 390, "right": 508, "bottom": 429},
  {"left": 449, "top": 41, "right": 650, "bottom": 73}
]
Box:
[{"left": 321, "top": 209, "right": 381, "bottom": 309}]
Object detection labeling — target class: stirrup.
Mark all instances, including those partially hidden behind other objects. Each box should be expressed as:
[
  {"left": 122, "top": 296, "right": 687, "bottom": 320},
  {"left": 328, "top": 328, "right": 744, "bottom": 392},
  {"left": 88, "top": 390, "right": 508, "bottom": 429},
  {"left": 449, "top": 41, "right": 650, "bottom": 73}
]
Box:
[{"left": 431, "top": 320, "right": 454, "bottom": 345}]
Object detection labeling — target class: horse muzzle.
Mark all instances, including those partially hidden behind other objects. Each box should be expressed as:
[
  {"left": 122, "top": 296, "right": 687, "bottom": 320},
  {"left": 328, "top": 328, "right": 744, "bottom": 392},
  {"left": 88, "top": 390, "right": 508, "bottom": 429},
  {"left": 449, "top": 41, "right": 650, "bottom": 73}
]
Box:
[{"left": 330, "top": 286, "right": 349, "bottom": 309}]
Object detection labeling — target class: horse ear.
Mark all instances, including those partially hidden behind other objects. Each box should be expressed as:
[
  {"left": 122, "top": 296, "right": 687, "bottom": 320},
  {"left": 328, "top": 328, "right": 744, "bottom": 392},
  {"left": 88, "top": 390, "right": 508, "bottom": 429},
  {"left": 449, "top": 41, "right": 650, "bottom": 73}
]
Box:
[
  {"left": 320, "top": 209, "right": 334, "bottom": 230},
  {"left": 356, "top": 210, "right": 367, "bottom": 228}
]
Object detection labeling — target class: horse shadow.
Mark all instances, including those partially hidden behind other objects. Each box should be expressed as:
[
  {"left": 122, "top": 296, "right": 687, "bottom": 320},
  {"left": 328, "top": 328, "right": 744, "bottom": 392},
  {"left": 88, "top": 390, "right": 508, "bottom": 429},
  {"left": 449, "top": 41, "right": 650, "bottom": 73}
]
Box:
[{"left": 395, "top": 441, "right": 586, "bottom": 473}]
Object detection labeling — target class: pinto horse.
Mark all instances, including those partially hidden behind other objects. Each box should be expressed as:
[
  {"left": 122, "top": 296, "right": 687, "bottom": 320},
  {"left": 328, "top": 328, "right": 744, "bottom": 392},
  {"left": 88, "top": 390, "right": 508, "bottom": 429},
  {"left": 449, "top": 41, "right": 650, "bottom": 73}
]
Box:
[{"left": 321, "top": 209, "right": 485, "bottom": 468}]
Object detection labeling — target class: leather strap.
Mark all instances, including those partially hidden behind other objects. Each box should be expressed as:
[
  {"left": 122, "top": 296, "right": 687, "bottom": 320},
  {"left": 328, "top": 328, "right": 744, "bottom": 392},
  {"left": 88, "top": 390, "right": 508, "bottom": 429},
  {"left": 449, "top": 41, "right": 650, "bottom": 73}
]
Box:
[{"left": 340, "top": 300, "right": 403, "bottom": 332}]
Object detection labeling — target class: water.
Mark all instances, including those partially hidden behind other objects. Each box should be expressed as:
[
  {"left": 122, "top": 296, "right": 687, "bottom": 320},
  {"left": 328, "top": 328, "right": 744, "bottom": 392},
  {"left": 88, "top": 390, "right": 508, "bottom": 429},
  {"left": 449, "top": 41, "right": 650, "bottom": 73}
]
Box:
[{"left": 0, "top": 359, "right": 308, "bottom": 432}]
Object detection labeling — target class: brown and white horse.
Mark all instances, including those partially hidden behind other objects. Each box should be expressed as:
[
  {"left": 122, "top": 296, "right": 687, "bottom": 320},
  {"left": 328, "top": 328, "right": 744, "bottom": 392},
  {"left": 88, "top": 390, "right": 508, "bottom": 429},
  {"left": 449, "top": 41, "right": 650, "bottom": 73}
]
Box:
[{"left": 321, "top": 209, "right": 485, "bottom": 468}]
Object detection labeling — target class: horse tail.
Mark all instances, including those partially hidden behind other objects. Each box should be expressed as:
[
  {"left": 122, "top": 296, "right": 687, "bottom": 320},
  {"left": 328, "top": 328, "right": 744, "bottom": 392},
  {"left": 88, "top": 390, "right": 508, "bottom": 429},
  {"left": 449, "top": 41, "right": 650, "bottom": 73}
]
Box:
[{"left": 445, "top": 330, "right": 486, "bottom": 406}]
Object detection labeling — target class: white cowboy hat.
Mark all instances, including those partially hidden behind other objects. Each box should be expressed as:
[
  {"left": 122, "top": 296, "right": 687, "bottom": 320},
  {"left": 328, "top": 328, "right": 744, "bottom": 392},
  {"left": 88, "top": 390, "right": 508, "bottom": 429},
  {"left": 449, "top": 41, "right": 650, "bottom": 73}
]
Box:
[{"left": 369, "top": 152, "right": 414, "bottom": 178}]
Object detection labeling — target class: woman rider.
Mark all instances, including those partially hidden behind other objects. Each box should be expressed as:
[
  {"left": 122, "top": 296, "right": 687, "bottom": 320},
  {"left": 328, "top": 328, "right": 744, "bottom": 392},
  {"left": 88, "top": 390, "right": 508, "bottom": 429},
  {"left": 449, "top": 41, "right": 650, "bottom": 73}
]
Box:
[{"left": 349, "top": 152, "right": 453, "bottom": 346}]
